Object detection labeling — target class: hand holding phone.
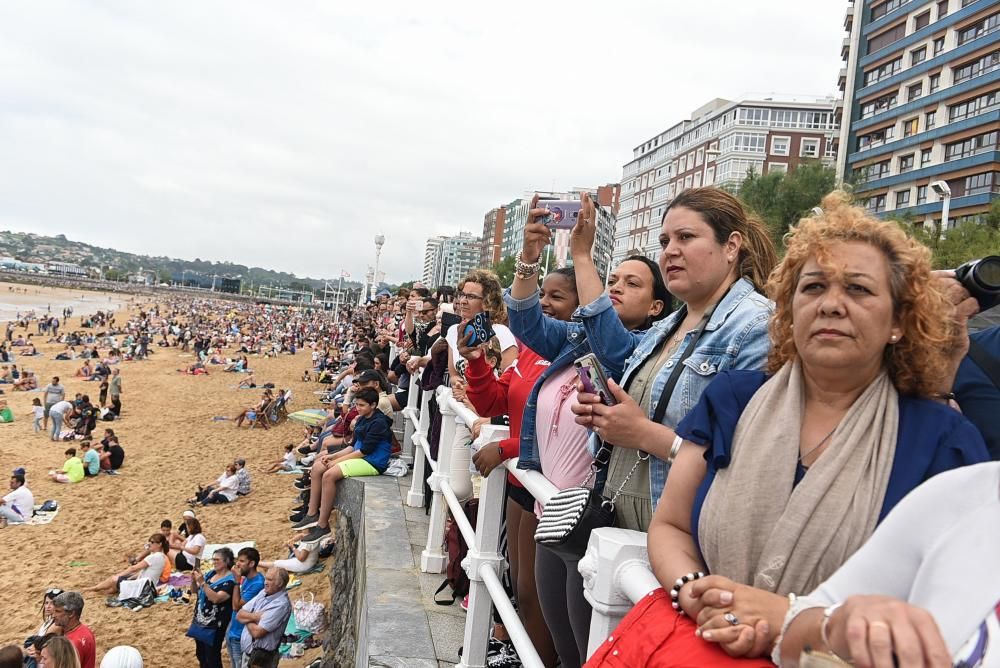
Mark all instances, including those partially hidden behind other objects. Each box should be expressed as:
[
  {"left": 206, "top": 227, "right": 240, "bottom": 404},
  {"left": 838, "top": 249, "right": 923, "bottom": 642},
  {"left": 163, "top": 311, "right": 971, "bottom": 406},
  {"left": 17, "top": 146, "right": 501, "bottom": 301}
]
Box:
[
  {"left": 462, "top": 312, "right": 496, "bottom": 347},
  {"left": 573, "top": 353, "right": 616, "bottom": 406},
  {"left": 538, "top": 200, "right": 583, "bottom": 230}
]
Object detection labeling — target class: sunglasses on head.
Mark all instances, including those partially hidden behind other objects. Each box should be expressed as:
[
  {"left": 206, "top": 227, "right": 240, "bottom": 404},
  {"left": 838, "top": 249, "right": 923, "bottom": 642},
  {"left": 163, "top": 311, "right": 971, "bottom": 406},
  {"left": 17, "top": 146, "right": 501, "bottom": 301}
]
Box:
[{"left": 45, "top": 588, "right": 63, "bottom": 598}]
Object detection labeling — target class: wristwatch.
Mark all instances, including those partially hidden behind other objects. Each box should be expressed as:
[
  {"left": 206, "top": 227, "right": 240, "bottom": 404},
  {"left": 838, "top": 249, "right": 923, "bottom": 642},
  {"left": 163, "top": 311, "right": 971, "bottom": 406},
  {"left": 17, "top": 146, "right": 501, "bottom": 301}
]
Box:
[{"left": 515, "top": 257, "right": 541, "bottom": 279}]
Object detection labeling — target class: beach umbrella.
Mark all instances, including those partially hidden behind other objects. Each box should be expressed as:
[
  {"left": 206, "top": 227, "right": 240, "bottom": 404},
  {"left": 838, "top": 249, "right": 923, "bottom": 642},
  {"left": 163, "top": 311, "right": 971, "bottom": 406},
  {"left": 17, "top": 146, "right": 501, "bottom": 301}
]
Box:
[{"left": 288, "top": 408, "right": 329, "bottom": 426}]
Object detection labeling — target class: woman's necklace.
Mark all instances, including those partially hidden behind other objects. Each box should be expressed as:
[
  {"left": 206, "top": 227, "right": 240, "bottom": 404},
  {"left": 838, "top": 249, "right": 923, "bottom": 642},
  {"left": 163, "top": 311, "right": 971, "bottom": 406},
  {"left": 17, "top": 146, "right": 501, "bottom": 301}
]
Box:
[{"left": 798, "top": 425, "right": 838, "bottom": 466}]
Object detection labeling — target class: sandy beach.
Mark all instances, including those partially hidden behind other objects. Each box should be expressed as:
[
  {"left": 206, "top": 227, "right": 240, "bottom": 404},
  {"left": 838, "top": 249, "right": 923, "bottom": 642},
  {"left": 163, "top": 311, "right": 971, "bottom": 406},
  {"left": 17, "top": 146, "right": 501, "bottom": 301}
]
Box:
[
  {"left": 0, "top": 290, "right": 329, "bottom": 667},
  {"left": 0, "top": 281, "right": 133, "bottom": 323}
]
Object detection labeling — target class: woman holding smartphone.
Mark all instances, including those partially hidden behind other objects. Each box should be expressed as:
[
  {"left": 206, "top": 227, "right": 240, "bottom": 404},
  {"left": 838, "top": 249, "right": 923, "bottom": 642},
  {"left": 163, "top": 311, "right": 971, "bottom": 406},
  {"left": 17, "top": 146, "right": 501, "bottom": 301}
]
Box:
[
  {"left": 572, "top": 187, "right": 777, "bottom": 531},
  {"left": 460, "top": 266, "right": 579, "bottom": 668},
  {"left": 502, "top": 199, "right": 671, "bottom": 668}
]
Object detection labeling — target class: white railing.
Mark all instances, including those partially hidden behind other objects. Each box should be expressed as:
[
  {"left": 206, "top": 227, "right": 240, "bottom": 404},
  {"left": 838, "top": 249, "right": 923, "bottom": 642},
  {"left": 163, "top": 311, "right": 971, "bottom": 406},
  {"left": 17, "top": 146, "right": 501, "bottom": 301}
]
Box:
[{"left": 399, "top": 372, "right": 663, "bottom": 667}]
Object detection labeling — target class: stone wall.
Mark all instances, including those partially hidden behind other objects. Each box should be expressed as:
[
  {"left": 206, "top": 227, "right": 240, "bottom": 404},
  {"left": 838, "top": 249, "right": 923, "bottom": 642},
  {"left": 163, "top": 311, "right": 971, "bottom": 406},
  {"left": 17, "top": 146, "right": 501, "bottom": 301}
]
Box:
[{"left": 322, "top": 478, "right": 367, "bottom": 667}]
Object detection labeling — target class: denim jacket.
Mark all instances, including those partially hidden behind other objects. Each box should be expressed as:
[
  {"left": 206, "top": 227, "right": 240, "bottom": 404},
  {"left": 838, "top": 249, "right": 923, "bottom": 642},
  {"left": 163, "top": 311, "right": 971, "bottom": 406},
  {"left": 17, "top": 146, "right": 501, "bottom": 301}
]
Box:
[
  {"left": 503, "top": 288, "right": 647, "bottom": 474},
  {"left": 578, "top": 277, "right": 773, "bottom": 508}
]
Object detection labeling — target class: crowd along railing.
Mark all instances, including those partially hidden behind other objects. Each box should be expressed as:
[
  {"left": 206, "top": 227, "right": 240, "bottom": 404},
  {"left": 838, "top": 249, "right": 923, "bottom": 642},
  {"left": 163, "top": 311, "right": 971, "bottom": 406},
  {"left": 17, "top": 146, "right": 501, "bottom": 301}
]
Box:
[{"left": 399, "top": 372, "right": 660, "bottom": 667}]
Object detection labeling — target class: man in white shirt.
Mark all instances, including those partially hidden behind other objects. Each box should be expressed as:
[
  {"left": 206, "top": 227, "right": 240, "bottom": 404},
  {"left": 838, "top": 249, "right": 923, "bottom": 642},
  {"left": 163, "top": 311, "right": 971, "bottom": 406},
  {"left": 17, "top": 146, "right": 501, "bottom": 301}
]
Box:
[{"left": 0, "top": 473, "right": 34, "bottom": 526}]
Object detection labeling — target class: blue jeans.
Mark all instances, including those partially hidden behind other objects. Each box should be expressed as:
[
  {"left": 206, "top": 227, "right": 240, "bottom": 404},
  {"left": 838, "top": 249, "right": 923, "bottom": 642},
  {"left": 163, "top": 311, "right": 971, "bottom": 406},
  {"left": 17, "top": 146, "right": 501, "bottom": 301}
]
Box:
[
  {"left": 49, "top": 413, "right": 63, "bottom": 440},
  {"left": 226, "top": 634, "right": 243, "bottom": 668}
]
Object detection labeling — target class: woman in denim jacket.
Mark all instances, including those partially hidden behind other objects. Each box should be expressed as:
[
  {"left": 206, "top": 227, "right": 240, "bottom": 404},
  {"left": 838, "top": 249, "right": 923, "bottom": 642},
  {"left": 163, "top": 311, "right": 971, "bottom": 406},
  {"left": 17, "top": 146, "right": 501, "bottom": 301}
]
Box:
[
  {"left": 504, "top": 195, "right": 671, "bottom": 668},
  {"left": 573, "top": 187, "right": 777, "bottom": 531}
]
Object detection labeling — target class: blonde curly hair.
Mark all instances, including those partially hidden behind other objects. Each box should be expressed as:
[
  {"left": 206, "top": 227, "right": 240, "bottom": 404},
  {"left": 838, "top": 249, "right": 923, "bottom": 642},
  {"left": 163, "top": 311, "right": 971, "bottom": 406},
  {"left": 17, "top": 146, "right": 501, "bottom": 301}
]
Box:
[
  {"left": 766, "top": 191, "right": 957, "bottom": 397},
  {"left": 458, "top": 268, "right": 508, "bottom": 326}
]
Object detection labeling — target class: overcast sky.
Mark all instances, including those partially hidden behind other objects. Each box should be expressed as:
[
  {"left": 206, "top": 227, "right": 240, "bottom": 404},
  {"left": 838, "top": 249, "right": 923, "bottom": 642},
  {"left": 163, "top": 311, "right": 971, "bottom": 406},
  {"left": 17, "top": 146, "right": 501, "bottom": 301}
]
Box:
[{"left": 0, "top": 1, "right": 846, "bottom": 284}]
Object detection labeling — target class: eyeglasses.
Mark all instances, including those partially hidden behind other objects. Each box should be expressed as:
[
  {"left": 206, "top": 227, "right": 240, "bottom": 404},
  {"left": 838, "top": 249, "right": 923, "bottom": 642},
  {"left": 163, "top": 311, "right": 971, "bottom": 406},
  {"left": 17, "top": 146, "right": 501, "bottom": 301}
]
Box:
[{"left": 456, "top": 292, "right": 484, "bottom": 301}]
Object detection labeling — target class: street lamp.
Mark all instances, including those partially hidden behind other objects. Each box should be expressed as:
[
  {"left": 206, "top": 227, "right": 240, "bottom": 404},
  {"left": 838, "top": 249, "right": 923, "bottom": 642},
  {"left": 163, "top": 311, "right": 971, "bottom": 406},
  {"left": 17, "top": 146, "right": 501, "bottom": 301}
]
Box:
[
  {"left": 370, "top": 234, "right": 386, "bottom": 301},
  {"left": 930, "top": 180, "right": 951, "bottom": 234}
]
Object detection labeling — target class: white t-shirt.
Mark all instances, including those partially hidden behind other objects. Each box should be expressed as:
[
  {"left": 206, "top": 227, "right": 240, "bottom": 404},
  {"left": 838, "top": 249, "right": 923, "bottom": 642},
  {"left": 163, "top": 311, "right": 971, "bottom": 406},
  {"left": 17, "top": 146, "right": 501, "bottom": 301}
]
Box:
[
  {"left": 183, "top": 533, "right": 207, "bottom": 563},
  {"left": 282, "top": 452, "right": 297, "bottom": 469},
  {"left": 446, "top": 322, "right": 517, "bottom": 363},
  {"left": 139, "top": 551, "right": 167, "bottom": 583},
  {"left": 49, "top": 400, "right": 73, "bottom": 417},
  {"left": 215, "top": 473, "right": 239, "bottom": 501},
  {"left": 3, "top": 486, "right": 34, "bottom": 520}
]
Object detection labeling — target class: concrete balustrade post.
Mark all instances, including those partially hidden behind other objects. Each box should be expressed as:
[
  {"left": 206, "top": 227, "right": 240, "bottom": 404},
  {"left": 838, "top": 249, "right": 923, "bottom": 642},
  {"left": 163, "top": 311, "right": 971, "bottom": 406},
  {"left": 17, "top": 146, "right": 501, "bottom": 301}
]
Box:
[
  {"left": 405, "top": 383, "right": 432, "bottom": 508},
  {"left": 401, "top": 373, "right": 420, "bottom": 465},
  {"left": 458, "top": 425, "right": 508, "bottom": 668},
  {"left": 421, "top": 388, "right": 456, "bottom": 573},
  {"left": 579, "top": 527, "right": 661, "bottom": 659}
]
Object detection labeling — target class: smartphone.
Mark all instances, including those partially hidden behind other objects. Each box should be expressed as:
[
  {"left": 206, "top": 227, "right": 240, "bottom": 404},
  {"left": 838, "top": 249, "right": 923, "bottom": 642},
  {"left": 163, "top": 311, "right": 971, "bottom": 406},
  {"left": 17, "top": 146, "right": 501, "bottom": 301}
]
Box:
[
  {"left": 463, "top": 312, "right": 496, "bottom": 347},
  {"left": 538, "top": 200, "right": 582, "bottom": 230},
  {"left": 441, "top": 311, "right": 462, "bottom": 332},
  {"left": 573, "top": 353, "right": 616, "bottom": 405}
]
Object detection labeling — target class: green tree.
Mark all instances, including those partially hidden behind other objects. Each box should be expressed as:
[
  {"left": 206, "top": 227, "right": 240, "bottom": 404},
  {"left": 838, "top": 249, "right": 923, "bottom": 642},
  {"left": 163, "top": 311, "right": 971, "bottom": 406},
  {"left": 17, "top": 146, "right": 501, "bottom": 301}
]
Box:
[
  {"left": 982, "top": 197, "right": 1000, "bottom": 230},
  {"left": 157, "top": 269, "right": 172, "bottom": 284},
  {"left": 738, "top": 162, "right": 838, "bottom": 247},
  {"left": 492, "top": 255, "right": 516, "bottom": 287}
]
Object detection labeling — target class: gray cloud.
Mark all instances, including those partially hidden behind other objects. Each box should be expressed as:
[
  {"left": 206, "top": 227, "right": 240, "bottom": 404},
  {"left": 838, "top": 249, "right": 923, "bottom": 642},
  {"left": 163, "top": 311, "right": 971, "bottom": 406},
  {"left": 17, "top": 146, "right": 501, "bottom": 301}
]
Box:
[{"left": 0, "top": 0, "right": 845, "bottom": 283}]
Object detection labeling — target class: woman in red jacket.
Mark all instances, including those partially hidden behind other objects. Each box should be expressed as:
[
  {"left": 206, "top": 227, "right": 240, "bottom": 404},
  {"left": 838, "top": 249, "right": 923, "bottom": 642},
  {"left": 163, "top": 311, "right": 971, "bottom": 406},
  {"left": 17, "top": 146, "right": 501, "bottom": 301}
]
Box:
[{"left": 462, "top": 267, "right": 578, "bottom": 668}]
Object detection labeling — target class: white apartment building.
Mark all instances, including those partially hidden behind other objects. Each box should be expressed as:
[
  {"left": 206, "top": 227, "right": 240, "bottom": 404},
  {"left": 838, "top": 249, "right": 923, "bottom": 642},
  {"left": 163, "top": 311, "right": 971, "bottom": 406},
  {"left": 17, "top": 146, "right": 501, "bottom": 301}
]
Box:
[{"left": 613, "top": 96, "right": 840, "bottom": 264}]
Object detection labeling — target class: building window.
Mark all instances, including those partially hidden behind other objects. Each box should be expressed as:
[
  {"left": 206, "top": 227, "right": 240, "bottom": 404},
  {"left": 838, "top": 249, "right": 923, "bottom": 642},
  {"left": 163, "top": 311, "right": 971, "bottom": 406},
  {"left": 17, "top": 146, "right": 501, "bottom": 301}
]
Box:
[
  {"left": 856, "top": 160, "right": 891, "bottom": 181},
  {"left": 695, "top": 148, "right": 704, "bottom": 166},
  {"left": 858, "top": 125, "right": 895, "bottom": 151},
  {"left": 768, "top": 163, "right": 788, "bottom": 174},
  {"left": 866, "top": 194, "right": 887, "bottom": 213},
  {"left": 929, "top": 73, "right": 941, "bottom": 93},
  {"left": 868, "top": 22, "right": 907, "bottom": 53},
  {"left": 800, "top": 138, "right": 820, "bottom": 158},
  {"left": 771, "top": 136, "right": 791, "bottom": 156},
  {"left": 705, "top": 167, "right": 715, "bottom": 185},
  {"left": 949, "top": 89, "right": 1000, "bottom": 122},
  {"left": 694, "top": 172, "right": 702, "bottom": 188},
  {"left": 911, "top": 46, "right": 927, "bottom": 65},
  {"left": 684, "top": 175, "right": 693, "bottom": 190},
  {"left": 945, "top": 130, "right": 998, "bottom": 161},
  {"left": 872, "top": 0, "right": 911, "bottom": 21},
  {"left": 957, "top": 11, "right": 1000, "bottom": 46},
  {"left": 903, "top": 118, "right": 919, "bottom": 137},
  {"left": 896, "top": 189, "right": 911, "bottom": 207},
  {"left": 738, "top": 108, "right": 771, "bottom": 126},
  {"left": 953, "top": 49, "right": 1000, "bottom": 84},
  {"left": 908, "top": 83, "right": 923, "bottom": 101},
  {"left": 864, "top": 57, "right": 903, "bottom": 86},
  {"left": 915, "top": 11, "right": 931, "bottom": 30},
  {"left": 926, "top": 110, "right": 936, "bottom": 129},
  {"left": 934, "top": 37, "right": 945, "bottom": 56},
  {"left": 921, "top": 148, "right": 932, "bottom": 166},
  {"left": 965, "top": 171, "right": 998, "bottom": 195},
  {"left": 917, "top": 185, "right": 928, "bottom": 203},
  {"left": 899, "top": 154, "right": 915, "bottom": 172},
  {"left": 860, "top": 92, "right": 899, "bottom": 119}
]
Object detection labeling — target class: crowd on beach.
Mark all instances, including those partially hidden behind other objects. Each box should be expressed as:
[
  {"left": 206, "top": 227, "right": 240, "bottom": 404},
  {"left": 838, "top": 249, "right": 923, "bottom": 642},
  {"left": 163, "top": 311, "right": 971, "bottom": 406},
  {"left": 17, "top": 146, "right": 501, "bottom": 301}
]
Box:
[{"left": 2, "top": 185, "right": 999, "bottom": 668}]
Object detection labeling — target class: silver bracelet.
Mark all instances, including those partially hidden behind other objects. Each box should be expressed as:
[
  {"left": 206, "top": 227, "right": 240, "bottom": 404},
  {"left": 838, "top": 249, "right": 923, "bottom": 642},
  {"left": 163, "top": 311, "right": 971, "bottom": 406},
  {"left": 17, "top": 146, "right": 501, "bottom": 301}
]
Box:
[
  {"left": 821, "top": 603, "right": 849, "bottom": 662},
  {"left": 514, "top": 257, "right": 541, "bottom": 279}
]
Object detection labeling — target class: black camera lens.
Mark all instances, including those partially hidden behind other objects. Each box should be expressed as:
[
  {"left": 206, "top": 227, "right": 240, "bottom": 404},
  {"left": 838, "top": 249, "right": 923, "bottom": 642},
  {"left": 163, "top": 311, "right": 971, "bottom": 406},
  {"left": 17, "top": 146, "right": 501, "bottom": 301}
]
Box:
[{"left": 955, "top": 255, "right": 1000, "bottom": 310}]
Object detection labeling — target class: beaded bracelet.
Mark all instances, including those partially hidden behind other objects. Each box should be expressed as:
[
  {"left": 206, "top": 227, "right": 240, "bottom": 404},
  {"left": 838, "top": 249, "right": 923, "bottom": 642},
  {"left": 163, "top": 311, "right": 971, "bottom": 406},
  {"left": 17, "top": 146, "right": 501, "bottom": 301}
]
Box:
[{"left": 669, "top": 571, "right": 705, "bottom": 616}]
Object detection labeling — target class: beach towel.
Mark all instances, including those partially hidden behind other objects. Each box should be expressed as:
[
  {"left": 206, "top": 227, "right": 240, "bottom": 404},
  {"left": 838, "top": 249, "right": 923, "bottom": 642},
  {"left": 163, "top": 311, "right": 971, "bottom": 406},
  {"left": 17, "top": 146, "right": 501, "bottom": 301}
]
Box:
[
  {"left": 299, "top": 563, "right": 325, "bottom": 575},
  {"left": 277, "top": 467, "right": 305, "bottom": 475},
  {"left": 384, "top": 458, "right": 409, "bottom": 478},
  {"left": 17, "top": 504, "right": 60, "bottom": 526}
]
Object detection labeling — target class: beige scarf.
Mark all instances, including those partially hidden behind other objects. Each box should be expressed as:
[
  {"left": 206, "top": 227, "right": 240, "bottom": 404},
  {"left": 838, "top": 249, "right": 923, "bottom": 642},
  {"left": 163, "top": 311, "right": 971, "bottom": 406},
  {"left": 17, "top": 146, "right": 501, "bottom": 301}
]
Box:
[{"left": 698, "top": 358, "right": 898, "bottom": 595}]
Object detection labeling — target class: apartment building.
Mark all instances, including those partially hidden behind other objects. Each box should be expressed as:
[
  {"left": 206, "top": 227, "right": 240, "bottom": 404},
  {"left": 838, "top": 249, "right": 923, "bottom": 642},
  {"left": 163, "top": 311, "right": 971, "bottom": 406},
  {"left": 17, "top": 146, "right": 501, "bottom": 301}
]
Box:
[
  {"left": 841, "top": 0, "right": 1000, "bottom": 227},
  {"left": 614, "top": 97, "right": 840, "bottom": 264},
  {"left": 423, "top": 234, "right": 482, "bottom": 288},
  {"left": 480, "top": 206, "right": 506, "bottom": 268}
]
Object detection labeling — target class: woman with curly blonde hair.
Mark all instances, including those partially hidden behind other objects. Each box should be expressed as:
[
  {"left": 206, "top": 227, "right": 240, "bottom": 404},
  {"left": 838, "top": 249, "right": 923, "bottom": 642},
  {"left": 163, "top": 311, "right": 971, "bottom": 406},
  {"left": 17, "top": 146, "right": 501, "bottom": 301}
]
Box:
[{"left": 586, "top": 192, "right": 989, "bottom": 667}]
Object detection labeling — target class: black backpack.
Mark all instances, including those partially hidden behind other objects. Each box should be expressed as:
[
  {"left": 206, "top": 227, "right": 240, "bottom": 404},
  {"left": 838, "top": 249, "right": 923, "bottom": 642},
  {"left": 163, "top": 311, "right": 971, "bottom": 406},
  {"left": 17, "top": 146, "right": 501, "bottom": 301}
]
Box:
[{"left": 434, "top": 498, "right": 478, "bottom": 605}]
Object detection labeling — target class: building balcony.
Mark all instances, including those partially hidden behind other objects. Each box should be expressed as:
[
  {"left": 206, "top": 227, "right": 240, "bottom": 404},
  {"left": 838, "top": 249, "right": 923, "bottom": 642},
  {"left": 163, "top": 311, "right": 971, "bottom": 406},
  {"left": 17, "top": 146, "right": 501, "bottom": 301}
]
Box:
[
  {"left": 842, "top": 36, "right": 852, "bottom": 61},
  {"left": 839, "top": 67, "right": 848, "bottom": 91}
]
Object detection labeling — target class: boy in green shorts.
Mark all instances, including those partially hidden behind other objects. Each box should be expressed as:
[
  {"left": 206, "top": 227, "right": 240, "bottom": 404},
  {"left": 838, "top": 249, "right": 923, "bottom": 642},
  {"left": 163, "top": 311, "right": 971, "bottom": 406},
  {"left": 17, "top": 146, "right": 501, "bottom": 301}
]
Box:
[{"left": 300, "top": 388, "right": 393, "bottom": 541}]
